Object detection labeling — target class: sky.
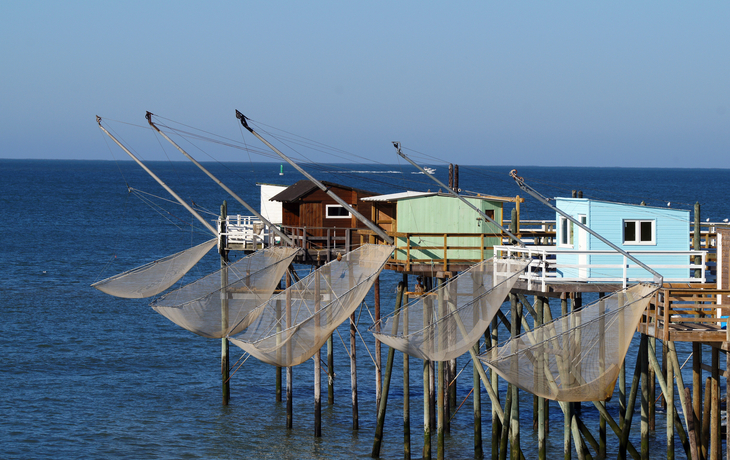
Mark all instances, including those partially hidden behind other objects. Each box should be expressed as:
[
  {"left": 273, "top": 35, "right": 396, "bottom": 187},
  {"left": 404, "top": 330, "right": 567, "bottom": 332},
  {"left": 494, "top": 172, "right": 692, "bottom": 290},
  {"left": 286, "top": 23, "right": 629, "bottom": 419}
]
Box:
[{"left": 1, "top": 1, "right": 729, "bottom": 167}]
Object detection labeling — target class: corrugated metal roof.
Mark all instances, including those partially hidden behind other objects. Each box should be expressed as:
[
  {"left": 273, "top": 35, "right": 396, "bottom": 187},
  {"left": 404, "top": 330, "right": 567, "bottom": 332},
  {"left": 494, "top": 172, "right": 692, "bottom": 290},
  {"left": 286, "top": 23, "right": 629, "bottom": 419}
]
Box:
[
  {"left": 362, "top": 191, "right": 515, "bottom": 203},
  {"left": 361, "top": 191, "right": 437, "bottom": 202}
]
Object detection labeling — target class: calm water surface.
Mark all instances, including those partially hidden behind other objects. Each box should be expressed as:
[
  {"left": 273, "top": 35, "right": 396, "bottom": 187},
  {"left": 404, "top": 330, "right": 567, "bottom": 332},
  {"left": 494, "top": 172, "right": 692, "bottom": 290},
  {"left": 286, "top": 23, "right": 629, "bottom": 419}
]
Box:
[{"left": 2, "top": 160, "right": 730, "bottom": 459}]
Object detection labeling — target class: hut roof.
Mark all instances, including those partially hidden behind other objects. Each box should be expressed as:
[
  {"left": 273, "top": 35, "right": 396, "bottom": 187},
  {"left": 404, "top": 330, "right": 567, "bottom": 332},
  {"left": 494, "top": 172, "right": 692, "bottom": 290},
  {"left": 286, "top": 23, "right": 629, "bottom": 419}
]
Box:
[{"left": 270, "top": 180, "right": 375, "bottom": 203}]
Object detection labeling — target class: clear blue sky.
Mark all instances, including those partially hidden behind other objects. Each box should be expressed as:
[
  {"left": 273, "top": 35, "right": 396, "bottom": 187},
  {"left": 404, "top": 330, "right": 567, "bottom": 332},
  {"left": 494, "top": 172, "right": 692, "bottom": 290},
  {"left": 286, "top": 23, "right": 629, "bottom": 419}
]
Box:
[{"left": 2, "top": 1, "right": 729, "bottom": 167}]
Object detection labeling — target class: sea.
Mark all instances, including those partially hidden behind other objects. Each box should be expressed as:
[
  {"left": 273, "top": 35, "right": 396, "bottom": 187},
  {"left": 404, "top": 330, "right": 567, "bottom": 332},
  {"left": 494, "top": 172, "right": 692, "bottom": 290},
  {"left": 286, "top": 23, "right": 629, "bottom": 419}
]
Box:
[{"left": 2, "top": 159, "right": 730, "bottom": 459}]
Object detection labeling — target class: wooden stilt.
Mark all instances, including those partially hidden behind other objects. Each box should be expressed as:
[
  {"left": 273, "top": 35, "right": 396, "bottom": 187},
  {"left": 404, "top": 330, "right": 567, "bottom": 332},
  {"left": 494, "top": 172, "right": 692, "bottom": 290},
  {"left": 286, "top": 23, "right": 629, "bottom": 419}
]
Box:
[
  {"left": 498, "top": 384, "right": 513, "bottom": 460},
  {"left": 474, "top": 340, "right": 483, "bottom": 460},
  {"left": 445, "top": 359, "right": 451, "bottom": 435},
  {"left": 667, "top": 342, "right": 675, "bottom": 460},
  {"left": 641, "top": 334, "right": 649, "bottom": 459},
  {"left": 350, "top": 312, "right": 358, "bottom": 430},
  {"left": 374, "top": 276, "right": 382, "bottom": 411},
  {"left": 327, "top": 334, "right": 334, "bottom": 405},
  {"left": 693, "top": 342, "right": 704, "bottom": 455},
  {"left": 314, "top": 270, "right": 322, "bottom": 438},
  {"left": 437, "top": 277, "right": 445, "bottom": 460},
  {"left": 490, "top": 318, "right": 501, "bottom": 460},
  {"left": 535, "top": 296, "right": 546, "bottom": 460},
  {"left": 220, "top": 201, "right": 230, "bottom": 406},
  {"left": 371, "top": 281, "right": 405, "bottom": 458},
  {"left": 286, "top": 270, "right": 293, "bottom": 429},
  {"left": 424, "top": 358, "right": 432, "bottom": 460},
  {"left": 438, "top": 359, "right": 445, "bottom": 460},
  {"left": 649, "top": 336, "right": 656, "bottom": 432},
  {"left": 560, "top": 292, "right": 571, "bottom": 460},
  {"left": 276, "top": 278, "right": 283, "bottom": 403},
  {"left": 510, "top": 293, "right": 520, "bottom": 460},
  {"left": 684, "top": 387, "right": 701, "bottom": 460},
  {"left": 703, "top": 377, "right": 712, "bottom": 457},
  {"left": 404, "top": 274, "right": 411, "bottom": 460},
  {"left": 573, "top": 292, "right": 582, "bottom": 419},
  {"left": 726, "top": 351, "right": 729, "bottom": 460},
  {"left": 710, "top": 347, "right": 720, "bottom": 460}
]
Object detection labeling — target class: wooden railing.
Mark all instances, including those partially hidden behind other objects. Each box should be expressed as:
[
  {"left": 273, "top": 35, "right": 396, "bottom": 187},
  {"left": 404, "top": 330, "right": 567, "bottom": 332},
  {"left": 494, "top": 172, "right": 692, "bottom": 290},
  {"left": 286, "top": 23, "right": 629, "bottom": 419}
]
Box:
[
  {"left": 641, "top": 285, "right": 730, "bottom": 343},
  {"left": 390, "top": 231, "right": 502, "bottom": 271}
]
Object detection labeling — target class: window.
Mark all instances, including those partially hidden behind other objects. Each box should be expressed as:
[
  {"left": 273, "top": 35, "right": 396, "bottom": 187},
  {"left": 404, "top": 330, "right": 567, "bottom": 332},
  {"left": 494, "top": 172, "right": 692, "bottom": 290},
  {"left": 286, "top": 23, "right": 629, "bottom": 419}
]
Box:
[
  {"left": 326, "top": 204, "right": 351, "bottom": 219},
  {"left": 623, "top": 220, "right": 655, "bottom": 245},
  {"left": 559, "top": 216, "right": 573, "bottom": 246}
]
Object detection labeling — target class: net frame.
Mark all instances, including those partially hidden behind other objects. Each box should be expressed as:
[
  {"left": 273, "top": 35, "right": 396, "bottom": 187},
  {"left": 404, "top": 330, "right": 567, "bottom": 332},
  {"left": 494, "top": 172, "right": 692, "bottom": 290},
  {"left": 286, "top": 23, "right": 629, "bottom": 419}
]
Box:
[
  {"left": 479, "top": 283, "right": 659, "bottom": 401},
  {"left": 370, "top": 257, "right": 530, "bottom": 362},
  {"left": 150, "top": 246, "right": 299, "bottom": 338},
  {"left": 91, "top": 238, "right": 217, "bottom": 298},
  {"left": 230, "top": 244, "right": 394, "bottom": 367}
]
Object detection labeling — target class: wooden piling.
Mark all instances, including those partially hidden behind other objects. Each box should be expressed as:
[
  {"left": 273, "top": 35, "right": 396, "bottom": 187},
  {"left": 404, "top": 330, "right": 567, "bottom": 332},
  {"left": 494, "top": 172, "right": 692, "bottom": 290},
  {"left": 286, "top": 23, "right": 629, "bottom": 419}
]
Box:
[
  {"left": 220, "top": 201, "right": 230, "bottom": 406},
  {"left": 703, "top": 377, "right": 711, "bottom": 456},
  {"left": 350, "top": 311, "right": 359, "bottom": 430},
  {"left": 490, "top": 318, "right": 500, "bottom": 460},
  {"left": 286, "top": 270, "right": 293, "bottom": 429},
  {"left": 510, "top": 293, "right": 520, "bottom": 460},
  {"left": 560, "top": 292, "right": 571, "bottom": 460},
  {"left": 371, "top": 281, "right": 405, "bottom": 458},
  {"left": 667, "top": 342, "right": 674, "bottom": 460},
  {"left": 438, "top": 360, "right": 445, "bottom": 460},
  {"left": 535, "top": 296, "right": 546, "bottom": 460},
  {"left": 693, "top": 342, "right": 704, "bottom": 453},
  {"left": 641, "top": 333, "right": 649, "bottom": 459},
  {"left": 314, "top": 270, "right": 322, "bottom": 438},
  {"left": 424, "top": 358, "right": 432, "bottom": 460},
  {"left": 474, "top": 340, "right": 483, "bottom": 460},
  {"left": 437, "top": 277, "right": 445, "bottom": 460},
  {"left": 374, "top": 276, "right": 382, "bottom": 411},
  {"left": 404, "top": 274, "right": 411, "bottom": 460},
  {"left": 649, "top": 336, "right": 656, "bottom": 432},
  {"left": 499, "top": 384, "right": 513, "bottom": 460},
  {"left": 328, "top": 334, "right": 334, "bottom": 405},
  {"left": 276, "top": 278, "right": 283, "bottom": 403},
  {"left": 710, "top": 347, "right": 719, "bottom": 460}
]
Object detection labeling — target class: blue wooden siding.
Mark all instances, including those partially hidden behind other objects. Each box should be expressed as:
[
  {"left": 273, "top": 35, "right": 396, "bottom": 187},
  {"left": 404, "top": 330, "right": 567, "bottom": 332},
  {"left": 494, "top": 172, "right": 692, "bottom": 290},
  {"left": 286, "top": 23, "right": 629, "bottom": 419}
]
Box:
[{"left": 555, "top": 198, "right": 690, "bottom": 280}]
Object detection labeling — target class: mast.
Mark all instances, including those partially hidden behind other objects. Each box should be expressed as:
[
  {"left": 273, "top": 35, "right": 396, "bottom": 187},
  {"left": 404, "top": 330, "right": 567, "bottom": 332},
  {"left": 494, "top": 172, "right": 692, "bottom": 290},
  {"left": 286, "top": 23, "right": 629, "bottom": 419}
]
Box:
[
  {"left": 393, "top": 143, "right": 524, "bottom": 247},
  {"left": 145, "top": 112, "right": 296, "bottom": 247},
  {"left": 236, "top": 110, "right": 394, "bottom": 245},
  {"left": 96, "top": 116, "right": 217, "bottom": 236},
  {"left": 509, "top": 169, "right": 664, "bottom": 285}
]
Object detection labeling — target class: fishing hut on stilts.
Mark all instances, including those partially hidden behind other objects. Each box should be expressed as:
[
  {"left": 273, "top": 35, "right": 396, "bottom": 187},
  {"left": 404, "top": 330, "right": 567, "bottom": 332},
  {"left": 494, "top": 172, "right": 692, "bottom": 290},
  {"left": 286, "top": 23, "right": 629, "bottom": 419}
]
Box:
[{"left": 94, "top": 112, "right": 730, "bottom": 460}]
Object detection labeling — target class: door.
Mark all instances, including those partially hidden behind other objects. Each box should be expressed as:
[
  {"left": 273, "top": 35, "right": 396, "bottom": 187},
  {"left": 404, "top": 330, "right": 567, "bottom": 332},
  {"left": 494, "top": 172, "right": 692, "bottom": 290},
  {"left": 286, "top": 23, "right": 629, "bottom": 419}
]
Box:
[{"left": 577, "top": 214, "right": 588, "bottom": 279}]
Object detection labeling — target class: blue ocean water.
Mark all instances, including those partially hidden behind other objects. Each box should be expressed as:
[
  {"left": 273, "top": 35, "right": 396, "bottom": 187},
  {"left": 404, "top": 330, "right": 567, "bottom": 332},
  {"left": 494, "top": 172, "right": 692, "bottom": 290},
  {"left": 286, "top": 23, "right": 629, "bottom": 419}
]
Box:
[{"left": 2, "top": 159, "right": 730, "bottom": 459}]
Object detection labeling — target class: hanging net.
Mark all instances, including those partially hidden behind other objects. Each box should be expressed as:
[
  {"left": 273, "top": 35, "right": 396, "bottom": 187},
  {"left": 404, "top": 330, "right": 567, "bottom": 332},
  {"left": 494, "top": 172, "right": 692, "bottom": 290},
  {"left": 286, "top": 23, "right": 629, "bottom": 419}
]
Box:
[
  {"left": 149, "top": 247, "right": 299, "bottom": 338},
  {"left": 229, "top": 244, "right": 394, "bottom": 367},
  {"left": 479, "top": 283, "right": 658, "bottom": 402},
  {"left": 92, "top": 238, "right": 217, "bottom": 298},
  {"left": 370, "top": 258, "right": 529, "bottom": 362}
]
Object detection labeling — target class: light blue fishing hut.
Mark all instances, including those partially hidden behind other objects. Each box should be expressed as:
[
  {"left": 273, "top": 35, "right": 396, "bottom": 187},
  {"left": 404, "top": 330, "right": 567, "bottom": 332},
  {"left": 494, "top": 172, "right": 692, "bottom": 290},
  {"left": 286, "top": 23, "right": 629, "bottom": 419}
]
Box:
[{"left": 554, "top": 198, "right": 691, "bottom": 281}]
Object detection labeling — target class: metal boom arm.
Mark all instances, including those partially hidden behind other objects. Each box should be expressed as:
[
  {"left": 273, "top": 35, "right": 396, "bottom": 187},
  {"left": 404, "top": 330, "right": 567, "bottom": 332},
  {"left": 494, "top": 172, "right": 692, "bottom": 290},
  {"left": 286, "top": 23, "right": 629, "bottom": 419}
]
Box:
[
  {"left": 393, "top": 143, "right": 524, "bottom": 247},
  {"left": 236, "top": 110, "right": 394, "bottom": 245},
  {"left": 97, "top": 116, "right": 217, "bottom": 236},
  {"left": 145, "top": 112, "right": 295, "bottom": 247}
]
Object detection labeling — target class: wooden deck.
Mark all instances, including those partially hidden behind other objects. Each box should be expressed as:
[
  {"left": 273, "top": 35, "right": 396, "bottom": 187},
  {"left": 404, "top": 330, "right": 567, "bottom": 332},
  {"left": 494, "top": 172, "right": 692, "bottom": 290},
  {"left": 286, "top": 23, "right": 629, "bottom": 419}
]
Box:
[{"left": 639, "top": 283, "right": 730, "bottom": 349}]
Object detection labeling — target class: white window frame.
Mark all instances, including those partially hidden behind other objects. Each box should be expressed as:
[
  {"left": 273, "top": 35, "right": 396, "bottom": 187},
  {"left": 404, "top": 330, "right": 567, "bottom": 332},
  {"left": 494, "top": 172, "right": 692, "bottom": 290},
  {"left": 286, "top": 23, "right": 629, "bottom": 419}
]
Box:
[
  {"left": 325, "top": 204, "right": 352, "bottom": 219},
  {"left": 623, "top": 219, "right": 656, "bottom": 245},
  {"left": 558, "top": 216, "right": 574, "bottom": 247}
]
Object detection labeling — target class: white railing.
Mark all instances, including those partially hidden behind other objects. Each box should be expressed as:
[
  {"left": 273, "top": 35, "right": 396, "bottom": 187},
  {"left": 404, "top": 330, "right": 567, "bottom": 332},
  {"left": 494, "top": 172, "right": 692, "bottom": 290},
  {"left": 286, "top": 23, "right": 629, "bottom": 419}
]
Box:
[
  {"left": 218, "top": 215, "right": 270, "bottom": 249},
  {"left": 494, "top": 245, "right": 707, "bottom": 292}
]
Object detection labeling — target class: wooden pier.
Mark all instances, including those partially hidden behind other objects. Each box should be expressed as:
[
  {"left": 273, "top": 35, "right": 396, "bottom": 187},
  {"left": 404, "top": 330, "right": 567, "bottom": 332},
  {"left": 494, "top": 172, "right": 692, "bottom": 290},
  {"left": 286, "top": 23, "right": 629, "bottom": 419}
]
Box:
[{"left": 226, "top": 204, "right": 730, "bottom": 459}]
